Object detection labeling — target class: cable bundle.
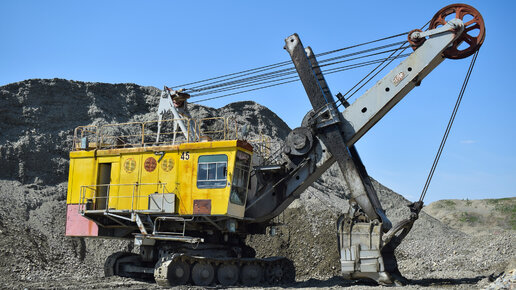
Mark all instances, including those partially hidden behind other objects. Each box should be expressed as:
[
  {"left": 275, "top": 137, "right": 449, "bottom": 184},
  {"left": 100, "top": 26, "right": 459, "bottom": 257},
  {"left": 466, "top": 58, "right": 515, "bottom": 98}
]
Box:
[{"left": 169, "top": 30, "right": 421, "bottom": 105}]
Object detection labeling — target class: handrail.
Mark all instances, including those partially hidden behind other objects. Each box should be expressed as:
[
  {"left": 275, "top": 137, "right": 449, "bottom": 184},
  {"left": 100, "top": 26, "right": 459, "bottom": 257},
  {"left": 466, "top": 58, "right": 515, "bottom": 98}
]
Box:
[
  {"left": 72, "top": 116, "right": 242, "bottom": 151},
  {"left": 78, "top": 182, "right": 170, "bottom": 214}
]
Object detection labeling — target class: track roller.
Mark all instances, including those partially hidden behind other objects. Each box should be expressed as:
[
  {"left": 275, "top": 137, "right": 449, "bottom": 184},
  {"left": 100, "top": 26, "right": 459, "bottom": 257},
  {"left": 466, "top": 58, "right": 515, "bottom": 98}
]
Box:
[
  {"left": 217, "top": 263, "right": 239, "bottom": 286},
  {"left": 191, "top": 262, "right": 215, "bottom": 286},
  {"left": 241, "top": 263, "right": 264, "bottom": 285},
  {"left": 153, "top": 254, "right": 295, "bottom": 286},
  {"left": 104, "top": 252, "right": 142, "bottom": 278},
  {"left": 154, "top": 255, "right": 191, "bottom": 286}
]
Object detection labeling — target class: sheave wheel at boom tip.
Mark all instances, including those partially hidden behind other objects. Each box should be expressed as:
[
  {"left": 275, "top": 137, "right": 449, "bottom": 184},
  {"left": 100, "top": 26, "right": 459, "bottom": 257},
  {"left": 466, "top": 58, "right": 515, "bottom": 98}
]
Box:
[{"left": 430, "top": 3, "right": 485, "bottom": 59}]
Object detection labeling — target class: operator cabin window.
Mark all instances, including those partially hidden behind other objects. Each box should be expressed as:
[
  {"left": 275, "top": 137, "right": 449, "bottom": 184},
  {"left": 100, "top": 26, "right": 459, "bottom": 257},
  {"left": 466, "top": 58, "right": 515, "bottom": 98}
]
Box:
[
  {"left": 197, "top": 155, "right": 228, "bottom": 189},
  {"left": 230, "top": 151, "right": 251, "bottom": 206}
]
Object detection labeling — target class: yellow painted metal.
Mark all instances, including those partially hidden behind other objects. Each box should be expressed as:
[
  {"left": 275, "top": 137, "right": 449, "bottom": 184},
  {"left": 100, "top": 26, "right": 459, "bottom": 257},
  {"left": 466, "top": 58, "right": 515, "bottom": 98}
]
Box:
[
  {"left": 67, "top": 151, "right": 96, "bottom": 204},
  {"left": 67, "top": 140, "right": 252, "bottom": 219},
  {"left": 117, "top": 154, "right": 140, "bottom": 210}
]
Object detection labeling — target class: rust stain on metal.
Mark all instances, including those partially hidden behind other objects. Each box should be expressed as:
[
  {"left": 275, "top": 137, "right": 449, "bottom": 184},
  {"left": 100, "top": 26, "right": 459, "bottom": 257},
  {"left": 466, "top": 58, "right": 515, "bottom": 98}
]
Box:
[
  {"left": 144, "top": 157, "right": 157, "bottom": 172},
  {"left": 429, "top": 3, "right": 485, "bottom": 59},
  {"left": 193, "top": 200, "right": 211, "bottom": 215},
  {"left": 407, "top": 29, "right": 425, "bottom": 50},
  {"left": 237, "top": 140, "right": 254, "bottom": 152}
]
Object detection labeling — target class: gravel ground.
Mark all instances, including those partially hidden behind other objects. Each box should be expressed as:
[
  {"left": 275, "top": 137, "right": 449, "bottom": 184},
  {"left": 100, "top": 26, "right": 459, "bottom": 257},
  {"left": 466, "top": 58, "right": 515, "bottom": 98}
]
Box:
[{"left": 0, "top": 79, "right": 513, "bottom": 289}]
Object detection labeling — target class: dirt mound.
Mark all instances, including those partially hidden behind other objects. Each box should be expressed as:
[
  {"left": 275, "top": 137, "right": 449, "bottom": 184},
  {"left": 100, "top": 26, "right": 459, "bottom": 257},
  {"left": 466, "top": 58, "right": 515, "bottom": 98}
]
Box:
[
  {"left": 424, "top": 198, "right": 516, "bottom": 234},
  {"left": 0, "top": 79, "right": 514, "bottom": 289}
]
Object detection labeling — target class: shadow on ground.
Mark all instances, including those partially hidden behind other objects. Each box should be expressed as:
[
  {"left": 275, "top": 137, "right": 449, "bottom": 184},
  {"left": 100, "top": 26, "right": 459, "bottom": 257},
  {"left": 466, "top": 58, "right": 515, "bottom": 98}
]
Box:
[
  {"left": 275, "top": 275, "right": 488, "bottom": 288},
  {"left": 408, "top": 275, "right": 487, "bottom": 287}
]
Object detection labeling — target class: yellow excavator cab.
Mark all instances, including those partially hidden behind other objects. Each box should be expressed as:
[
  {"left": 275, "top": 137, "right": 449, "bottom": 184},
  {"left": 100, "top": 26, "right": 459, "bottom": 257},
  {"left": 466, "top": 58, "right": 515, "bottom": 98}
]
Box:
[{"left": 65, "top": 115, "right": 253, "bottom": 237}]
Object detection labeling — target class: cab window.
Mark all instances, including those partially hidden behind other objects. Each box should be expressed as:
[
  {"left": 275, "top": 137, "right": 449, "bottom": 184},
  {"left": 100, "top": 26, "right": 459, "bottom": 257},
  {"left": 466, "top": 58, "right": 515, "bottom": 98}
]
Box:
[
  {"left": 197, "top": 155, "right": 227, "bottom": 189},
  {"left": 230, "top": 151, "right": 251, "bottom": 205}
]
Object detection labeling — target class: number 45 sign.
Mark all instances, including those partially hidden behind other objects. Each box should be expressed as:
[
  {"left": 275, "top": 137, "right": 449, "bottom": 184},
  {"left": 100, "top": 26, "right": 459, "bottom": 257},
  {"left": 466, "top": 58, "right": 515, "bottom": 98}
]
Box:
[{"left": 180, "top": 151, "right": 190, "bottom": 160}]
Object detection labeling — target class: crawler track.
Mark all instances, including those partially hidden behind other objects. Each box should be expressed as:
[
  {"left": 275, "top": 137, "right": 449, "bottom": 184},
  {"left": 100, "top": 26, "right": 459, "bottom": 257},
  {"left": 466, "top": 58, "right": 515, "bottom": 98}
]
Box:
[{"left": 154, "top": 253, "right": 295, "bottom": 286}]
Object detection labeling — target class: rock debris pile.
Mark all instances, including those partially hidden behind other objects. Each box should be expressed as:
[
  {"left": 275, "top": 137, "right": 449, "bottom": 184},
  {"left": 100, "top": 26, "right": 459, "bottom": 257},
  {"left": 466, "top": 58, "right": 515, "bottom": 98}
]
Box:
[{"left": 0, "top": 79, "right": 513, "bottom": 289}]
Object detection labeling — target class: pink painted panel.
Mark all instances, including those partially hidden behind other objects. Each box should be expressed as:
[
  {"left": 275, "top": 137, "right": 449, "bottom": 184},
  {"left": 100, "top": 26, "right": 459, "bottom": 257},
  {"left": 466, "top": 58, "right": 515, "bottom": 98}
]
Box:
[{"left": 65, "top": 204, "right": 99, "bottom": 236}]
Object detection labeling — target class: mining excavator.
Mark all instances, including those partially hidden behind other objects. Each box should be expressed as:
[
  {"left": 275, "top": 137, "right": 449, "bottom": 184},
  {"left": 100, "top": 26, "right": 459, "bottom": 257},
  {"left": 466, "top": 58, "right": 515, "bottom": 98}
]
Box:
[{"left": 65, "top": 4, "right": 485, "bottom": 286}]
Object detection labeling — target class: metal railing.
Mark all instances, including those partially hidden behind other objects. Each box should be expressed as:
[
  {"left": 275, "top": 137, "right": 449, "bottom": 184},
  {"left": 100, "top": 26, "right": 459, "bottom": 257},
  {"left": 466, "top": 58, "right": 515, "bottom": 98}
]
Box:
[
  {"left": 72, "top": 117, "right": 241, "bottom": 150},
  {"left": 72, "top": 117, "right": 284, "bottom": 164},
  {"left": 78, "top": 182, "right": 172, "bottom": 214}
]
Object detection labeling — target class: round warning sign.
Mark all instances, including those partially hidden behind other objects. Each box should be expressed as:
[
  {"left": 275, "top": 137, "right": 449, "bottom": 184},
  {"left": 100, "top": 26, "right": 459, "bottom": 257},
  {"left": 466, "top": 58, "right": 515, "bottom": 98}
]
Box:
[
  {"left": 161, "top": 158, "right": 174, "bottom": 172},
  {"left": 144, "top": 157, "right": 157, "bottom": 172},
  {"left": 124, "top": 158, "right": 136, "bottom": 173}
]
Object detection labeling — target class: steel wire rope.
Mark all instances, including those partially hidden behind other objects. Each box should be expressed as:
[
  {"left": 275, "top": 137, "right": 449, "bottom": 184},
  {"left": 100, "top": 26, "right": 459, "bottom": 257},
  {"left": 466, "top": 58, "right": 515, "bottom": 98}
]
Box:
[
  {"left": 193, "top": 43, "right": 410, "bottom": 109},
  {"left": 304, "top": 43, "right": 410, "bottom": 120},
  {"left": 335, "top": 21, "right": 430, "bottom": 108},
  {"left": 192, "top": 54, "right": 411, "bottom": 99},
  {"left": 190, "top": 68, "right": 298, "bottom": 96},
  {"left": 188, "top": 42, "right": 408, "bottom": 94},
  {"left": 418, "top": 50, "right": 479, "bottom": 203},
  {"left": 315, "top": 41, "right": 407, "bottom": 67},
  {"left": 315, "top": 31, "right": 408, "bottom": 57},
  {"left": 187, "top": 43, "right": 407, "bottom": 94},
  {"left": 191, "top": 47, "right": 410, "bottom": 98},
  {"left": 174, "top": 32, "right": 409, "bottom": 91},
  {"left": 337, "top": 42, "right": 409, "bottom": 108},
  {"left": 190, "top": 54, "right": 410, "bottom": 103},
  {"left": 186, "top": 65, "right": 296, "bottom": 93},
  {"left": 323, "top": 53, "right": 411, "bottom": 75}
]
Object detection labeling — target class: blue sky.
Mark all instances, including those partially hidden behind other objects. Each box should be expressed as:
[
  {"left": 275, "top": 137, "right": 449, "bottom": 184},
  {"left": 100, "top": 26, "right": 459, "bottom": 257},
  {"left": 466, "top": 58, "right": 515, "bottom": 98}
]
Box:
[{"left": 1, "top": 1, "right": 514, "bottom": 203}]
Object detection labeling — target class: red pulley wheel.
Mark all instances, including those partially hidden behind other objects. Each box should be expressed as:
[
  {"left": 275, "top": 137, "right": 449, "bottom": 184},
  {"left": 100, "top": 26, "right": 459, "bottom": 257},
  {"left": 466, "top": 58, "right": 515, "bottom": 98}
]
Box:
[{"left": 429, "top": 3, "right": 486, "bottom": 59}]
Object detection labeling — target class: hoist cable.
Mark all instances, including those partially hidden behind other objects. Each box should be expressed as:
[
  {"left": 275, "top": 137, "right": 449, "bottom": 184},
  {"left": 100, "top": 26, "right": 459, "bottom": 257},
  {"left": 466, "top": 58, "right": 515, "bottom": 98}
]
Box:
[
  {"left": 315, "top": 31, "right": 408, "bottom": 57},
  {"left": 315, "top": 41, "right": 407, "bottom": 67},
  {"left": 191, "top": 79, "right": 298, "bottom": 103},
  {"left": 186, "top": 65, "right": 295, "bottom": 92},
  {"left": 190, "top": 53, "right": 410, "bottom": 103},
  {"left": 191, "top": 47, "right": 410, "bottom": 98},
  {"left": 324, "top": 53, "right": 410, "bottom": 75},
  {"left": 336, "top": 41, "right": 409, "bottom": 108},
  {"left": 191, "top": 75, "right": 299, "bottom": 97},
  {"left": 172, "top": 31, "right": 409, "bottom": 90},
  {"left": 190, "top": 67, "right": 297, "bottom": 95},
  {"left": 188, "top": 41, "right": 408, "bottom": 94},
  {"left": 419, "top": 50, "right": 479, "bottom": 202},
  {"left": 335, "top": 21, "right": 430, "bottom": 108},
  {"left": 173, "top": 61, "right": 291, "bottom": 90}
]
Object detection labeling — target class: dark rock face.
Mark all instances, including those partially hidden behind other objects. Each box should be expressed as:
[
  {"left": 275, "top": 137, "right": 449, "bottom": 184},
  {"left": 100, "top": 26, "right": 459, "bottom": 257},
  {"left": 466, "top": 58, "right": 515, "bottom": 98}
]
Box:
[
  {"left": 0, "top": 79, "right": 160, "bottom": 184},
  {"left": 0, "top": 78, "right": 288, "bottom": 185}
]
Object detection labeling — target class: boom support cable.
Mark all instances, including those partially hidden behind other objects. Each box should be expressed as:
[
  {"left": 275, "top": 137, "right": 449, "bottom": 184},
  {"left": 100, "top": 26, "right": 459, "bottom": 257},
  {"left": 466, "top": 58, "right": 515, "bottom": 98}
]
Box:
[
  {"left": 175, "top": 27, "right": 424, "bottom": 105},
  {"left": 418, "top": 50, "right": 479, "bottom": 202},
  {"left": 190, "top": 47, "right": 410, "bottom": 98},
  {"left": 335, "top": 21, "right": 430, "bottom": 108},
  {"left": 188, "top": 42, "right": 409, "bottom": 95},
  {"left": 171, "top": 31, "right": 409, "bottom": 90},
  {"left": 190, "top": 53, "right": 410, "bottom": 103}
]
